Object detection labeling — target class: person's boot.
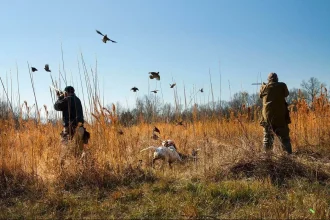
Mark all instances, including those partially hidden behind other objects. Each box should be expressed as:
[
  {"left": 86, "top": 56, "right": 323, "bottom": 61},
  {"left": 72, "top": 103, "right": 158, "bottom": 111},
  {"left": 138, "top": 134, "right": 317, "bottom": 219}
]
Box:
[{"left": 281, "top": 139, "right": 292, "bottom": 154}]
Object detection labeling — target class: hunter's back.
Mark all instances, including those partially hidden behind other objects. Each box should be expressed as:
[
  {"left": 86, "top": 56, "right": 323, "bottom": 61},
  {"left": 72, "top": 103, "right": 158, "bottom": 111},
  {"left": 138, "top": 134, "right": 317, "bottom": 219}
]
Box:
[{"left": 260, "top": 82, "right": 289, "bottom": 126}]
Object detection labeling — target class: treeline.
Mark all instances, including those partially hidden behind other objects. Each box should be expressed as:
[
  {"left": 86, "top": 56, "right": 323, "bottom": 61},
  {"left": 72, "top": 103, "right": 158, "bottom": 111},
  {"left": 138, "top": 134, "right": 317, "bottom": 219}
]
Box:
[
  {"left": 0, "top": 77, "right": 328, "bottom": 125},
  {"left": 113, "top": 77, "right": 328, "bottom": 126}
]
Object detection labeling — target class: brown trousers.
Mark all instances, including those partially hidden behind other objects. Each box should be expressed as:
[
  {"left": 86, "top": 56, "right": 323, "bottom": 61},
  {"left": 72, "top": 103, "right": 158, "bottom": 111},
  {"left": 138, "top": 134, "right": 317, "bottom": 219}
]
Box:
[{"left": 263, "top": 124, "right": 292, "bottom": 154}]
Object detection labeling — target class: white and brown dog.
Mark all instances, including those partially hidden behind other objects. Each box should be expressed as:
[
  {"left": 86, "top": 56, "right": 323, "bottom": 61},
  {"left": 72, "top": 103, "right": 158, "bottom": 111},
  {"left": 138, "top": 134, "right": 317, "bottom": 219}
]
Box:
[
  {"left": 140, "top": 139, "right": 199, "bottom": 168},
  {"left": 140, "top": 140, "right": 182, "bottom": 168}
]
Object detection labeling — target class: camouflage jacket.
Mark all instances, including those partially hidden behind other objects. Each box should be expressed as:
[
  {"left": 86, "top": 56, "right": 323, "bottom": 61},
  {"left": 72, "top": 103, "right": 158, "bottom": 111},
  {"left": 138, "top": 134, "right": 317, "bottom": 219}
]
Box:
[{"left": 259, "top": 82, "right": 290, "bottom": 127}]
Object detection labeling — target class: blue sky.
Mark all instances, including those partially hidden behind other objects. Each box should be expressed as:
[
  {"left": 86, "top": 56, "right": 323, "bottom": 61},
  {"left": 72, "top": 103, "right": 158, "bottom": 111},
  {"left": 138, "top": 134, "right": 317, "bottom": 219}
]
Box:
[{"left": 1, "top": 0, "right": 330, "bottom": 115}]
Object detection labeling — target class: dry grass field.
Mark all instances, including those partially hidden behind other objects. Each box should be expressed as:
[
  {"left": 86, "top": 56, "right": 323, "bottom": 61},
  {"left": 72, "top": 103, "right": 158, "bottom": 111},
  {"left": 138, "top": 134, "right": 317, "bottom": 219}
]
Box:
[{"left": 0, "top": 93, "right": 330, "bottom": 219}]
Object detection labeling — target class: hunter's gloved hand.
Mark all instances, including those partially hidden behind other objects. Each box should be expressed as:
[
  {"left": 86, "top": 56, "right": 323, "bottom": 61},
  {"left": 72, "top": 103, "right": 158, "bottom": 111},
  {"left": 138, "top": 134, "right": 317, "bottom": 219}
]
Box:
[{"left": 56, "top": 91, "right": 64, "bottom": 99}]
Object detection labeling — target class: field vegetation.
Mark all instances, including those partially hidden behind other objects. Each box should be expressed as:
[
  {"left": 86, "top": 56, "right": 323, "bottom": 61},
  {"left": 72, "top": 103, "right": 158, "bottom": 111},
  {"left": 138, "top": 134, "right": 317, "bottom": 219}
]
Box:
[{"left": 0, "top": 61, "right": 329, "bottom": 219}]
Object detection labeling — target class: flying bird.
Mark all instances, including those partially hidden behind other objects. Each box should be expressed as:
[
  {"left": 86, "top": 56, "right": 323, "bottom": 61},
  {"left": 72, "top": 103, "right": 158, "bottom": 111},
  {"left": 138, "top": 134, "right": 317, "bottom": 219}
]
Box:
[
  {"left": 153, "top": 126, "right": 160, "bottom": 134},
  {"left": 199, "top": 88, "right": 204, "bottom": 93},
  {"left": 44, "top": 64, "right": 51, "bottom": 72},
  {"left": 151, "top": 90, "right": 159, "bottom": 93},
  {"left": 149, "top": 72, "right": 160, "bottom": 80},
  {"left": 31, "top": 67, "right": 38, "bottom": 72},
  {"left": 131, "top": 87, "right": 139, "bottom": 92},
  {"left": 170, "top": 83, "right": 176, "bottom": 88},
  {"left": 96, "top": 30, "right": 117, "bottom": 43}
]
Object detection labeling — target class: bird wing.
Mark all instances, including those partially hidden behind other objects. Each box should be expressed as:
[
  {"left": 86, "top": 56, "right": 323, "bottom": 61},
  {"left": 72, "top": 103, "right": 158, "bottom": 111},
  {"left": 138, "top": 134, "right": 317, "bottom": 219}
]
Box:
[
  {"left": 96, "top": 30, "right": 105, "bottom": 36},
  {"left": 109, "top": 39, "right": 117, "bottom": 43}
]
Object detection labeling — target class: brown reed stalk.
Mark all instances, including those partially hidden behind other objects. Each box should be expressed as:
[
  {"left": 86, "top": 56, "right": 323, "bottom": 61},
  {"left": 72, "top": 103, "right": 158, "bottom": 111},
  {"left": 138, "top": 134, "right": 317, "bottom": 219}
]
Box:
[
  {"left": 15, "top": 62, "right": 21, "bottom": 113},
  {"left": 27, "top": 62, "right": 39, "bottom": 122},
  {"left": 61, "top": 42, "right": 67, "bottom": 85},
  {"left": 80, "top": 52, "right": 93, "bottom": 115},
  {"left": 77, "top": 57, "right": 88, "bottom": 120},
  {"left": 209, "top": 68, "right": 215, "bottom": 112},
  {"left": 10, "top": 70, "right": 13, "bottom": 112},
  {"left": 183, "top": 81, "right": 187, "bottom": 110},
  {"left": 0, "top": 77, "right": 14, "bottom": 115}
]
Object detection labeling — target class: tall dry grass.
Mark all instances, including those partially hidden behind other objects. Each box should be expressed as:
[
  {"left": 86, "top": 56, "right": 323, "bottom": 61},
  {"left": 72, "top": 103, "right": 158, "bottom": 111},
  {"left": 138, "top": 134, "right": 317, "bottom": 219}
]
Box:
[{"left": 1, "top": 92, "right": 329, "bottom": 184}]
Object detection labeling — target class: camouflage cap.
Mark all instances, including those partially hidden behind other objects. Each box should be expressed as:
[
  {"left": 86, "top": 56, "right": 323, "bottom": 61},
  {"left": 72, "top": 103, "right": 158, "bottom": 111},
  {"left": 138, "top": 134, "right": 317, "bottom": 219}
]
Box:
[{"left": 267, "top": 72, "right": 278, "bottom": 82}]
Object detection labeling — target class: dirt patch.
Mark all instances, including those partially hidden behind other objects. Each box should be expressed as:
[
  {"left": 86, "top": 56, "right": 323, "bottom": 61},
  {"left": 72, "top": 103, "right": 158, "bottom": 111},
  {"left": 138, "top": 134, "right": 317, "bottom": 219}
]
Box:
[{"left": 228, "top": 154, "right": 330, "bottom": 185}]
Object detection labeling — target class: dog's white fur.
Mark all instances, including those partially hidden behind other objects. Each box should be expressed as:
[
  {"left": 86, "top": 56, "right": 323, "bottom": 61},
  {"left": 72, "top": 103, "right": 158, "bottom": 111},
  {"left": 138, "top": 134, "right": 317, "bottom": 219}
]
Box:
[{"left": 140, "top": 145, "right": 182, "bottom": 167}]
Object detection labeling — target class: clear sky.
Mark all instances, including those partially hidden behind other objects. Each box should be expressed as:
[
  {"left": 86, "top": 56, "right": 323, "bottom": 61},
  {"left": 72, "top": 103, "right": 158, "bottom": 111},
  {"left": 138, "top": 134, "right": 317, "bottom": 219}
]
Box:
[{"left": 1, "top": 0, "right": 330, "bottom": 115}]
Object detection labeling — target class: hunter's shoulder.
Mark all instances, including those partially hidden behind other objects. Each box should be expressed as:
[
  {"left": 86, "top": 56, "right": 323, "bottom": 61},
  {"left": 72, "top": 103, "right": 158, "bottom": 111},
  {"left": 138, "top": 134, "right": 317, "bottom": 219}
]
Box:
[
  {"left": 74, "top": 95, "right": 82, "bottom": 102},
  {"left": 273, "top": 82, "right": 288, "bottom": 89},
  {"left": 277, "top": 82, "right": 288, "bottom": 86},
  {"left": 71, "top": 95, "right": 82, "bottom": 104},
  {"left": 67, "top": 95, "right": 80, "bottom": 100}
]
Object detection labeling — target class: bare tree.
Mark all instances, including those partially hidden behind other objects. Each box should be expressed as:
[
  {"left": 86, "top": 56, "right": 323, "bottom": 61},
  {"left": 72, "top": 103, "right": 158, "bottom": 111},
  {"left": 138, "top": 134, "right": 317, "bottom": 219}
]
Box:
[
  {"left": 248, "top": 93, "right": 262, "bottom": 107},
  {"left": 229, "top": 91, "right": 249, "bottom": 110},
  {"left": 301, "top": 77, "right": 326, "bottom": 103},
  {"left": 286, "top": 88, "right": 302, "bottom": 104}
]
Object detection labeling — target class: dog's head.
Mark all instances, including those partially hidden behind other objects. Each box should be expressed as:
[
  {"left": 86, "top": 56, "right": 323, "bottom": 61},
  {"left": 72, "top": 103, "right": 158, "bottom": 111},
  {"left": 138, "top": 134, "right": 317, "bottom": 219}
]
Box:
[{"left": 162, "top": 139, "right": 175, "bottom": 147}]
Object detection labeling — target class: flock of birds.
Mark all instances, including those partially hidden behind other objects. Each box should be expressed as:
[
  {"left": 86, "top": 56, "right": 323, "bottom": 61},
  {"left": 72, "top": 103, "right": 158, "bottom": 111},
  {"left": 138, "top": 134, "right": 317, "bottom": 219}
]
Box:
[
  {"left": 30, "top": 64, "right": 51, "bottom": 73},
  {"left": 130, "top": 72, "right": 178, "bottom": 93},
  {"left": 94, "top": 29, "right": 205, "bottom": 95},
  {"left": 29, "top": 29, "right": 205, "bottom": 95}
]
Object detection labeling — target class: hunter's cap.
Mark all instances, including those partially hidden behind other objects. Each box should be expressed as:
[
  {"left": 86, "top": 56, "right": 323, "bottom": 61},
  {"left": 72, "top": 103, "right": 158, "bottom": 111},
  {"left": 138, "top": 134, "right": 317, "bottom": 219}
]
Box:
[
  {"left": 267, "top": 72, "right": 278, "bottom": 82},
  {"left": 64, "top": 86, "right": 75, "bottom": 93}
]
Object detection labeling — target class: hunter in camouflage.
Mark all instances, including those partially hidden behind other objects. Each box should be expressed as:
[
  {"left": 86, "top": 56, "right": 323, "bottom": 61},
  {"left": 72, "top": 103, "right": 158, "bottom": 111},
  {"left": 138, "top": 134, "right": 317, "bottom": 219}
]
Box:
[{"left": 259, "top": 73, "right": 292, "bottom": 154}]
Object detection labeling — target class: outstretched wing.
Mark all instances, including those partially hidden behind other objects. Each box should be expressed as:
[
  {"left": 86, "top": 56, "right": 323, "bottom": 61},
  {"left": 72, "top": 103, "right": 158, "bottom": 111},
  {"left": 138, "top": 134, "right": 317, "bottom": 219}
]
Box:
[
  {"left": 96, "top": 30, "right": 104, "bottom": 36},
  {"left": 109, "top": 39, "right": 117, "bottom": 43}
]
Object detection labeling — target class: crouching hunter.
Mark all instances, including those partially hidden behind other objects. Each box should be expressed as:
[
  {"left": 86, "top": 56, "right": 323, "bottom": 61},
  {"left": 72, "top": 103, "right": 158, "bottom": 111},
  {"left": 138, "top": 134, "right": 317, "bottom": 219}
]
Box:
[{"left": 54, "top": 86, "right": 88, "bottom": 165}]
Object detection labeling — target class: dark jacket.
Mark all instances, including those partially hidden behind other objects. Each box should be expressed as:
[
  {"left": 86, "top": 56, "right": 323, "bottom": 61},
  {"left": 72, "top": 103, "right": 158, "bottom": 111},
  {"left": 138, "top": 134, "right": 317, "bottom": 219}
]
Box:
[
  {"left": 54, "top": 94, "right": 84, "bottom": 127},
  {"left": 259, "top": 81, "right": 289, "bottom": 127}
]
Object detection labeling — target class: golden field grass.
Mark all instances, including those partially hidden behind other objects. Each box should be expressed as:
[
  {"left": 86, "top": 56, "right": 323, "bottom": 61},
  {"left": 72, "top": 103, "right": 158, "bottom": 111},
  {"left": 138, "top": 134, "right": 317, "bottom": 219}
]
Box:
[{"left": 0, "top": 95, "right": 330, "bottom": 219}]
